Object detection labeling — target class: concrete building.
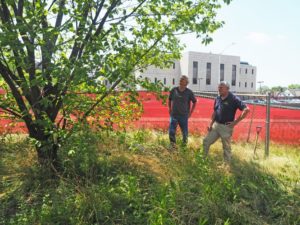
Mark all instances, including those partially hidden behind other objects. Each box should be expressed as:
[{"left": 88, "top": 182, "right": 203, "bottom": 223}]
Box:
[{"left": 137, "top": 51, "right": 257, "bottom": 93}]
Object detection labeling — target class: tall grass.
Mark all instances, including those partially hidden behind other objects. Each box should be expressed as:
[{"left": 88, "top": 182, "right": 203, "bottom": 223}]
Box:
[{"left": 0, "top": 129, "right": 299, "bottom": 225}]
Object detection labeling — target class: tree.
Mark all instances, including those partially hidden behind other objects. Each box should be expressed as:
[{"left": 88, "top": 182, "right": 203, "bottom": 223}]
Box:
[
  {"left": 271, "top": 86, "right": 287, "bottom": 96},
  {"left": 288, "top": 84, "right": 300, "bottom": 89},
  {"left": 257, "top": 85, "right": 270, "bottom": 94},
  {"left": 0, "top": 0, "right": 231, "bottom": 170}
]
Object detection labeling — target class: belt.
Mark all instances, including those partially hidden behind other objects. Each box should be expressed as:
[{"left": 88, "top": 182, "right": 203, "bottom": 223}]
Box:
[{"left": 216, "top": 121, "right": 232, "bottom": 125}]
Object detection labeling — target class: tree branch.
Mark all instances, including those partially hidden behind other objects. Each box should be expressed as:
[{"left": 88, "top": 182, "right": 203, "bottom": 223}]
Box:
[
  {"left": 0, "top": 62, "right": 36, "bottom": 136},
  {"left": 0, "top": 104, "right": 23, "bottom": 118},
  {"left": 68, "top": 1, "right": 91, "bottom": 63},
  {"left": 93, "top": 0, "right": 121, "bottom": 37},
  {"left": 81, "top": 33, "right": 164, "bottom": 120},
  {"left": 81, "top": 77, "right": 123, "bottom": 120}
]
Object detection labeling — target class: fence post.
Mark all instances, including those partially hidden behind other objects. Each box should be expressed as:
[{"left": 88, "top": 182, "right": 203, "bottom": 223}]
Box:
[
  {"left": 265, "top": 92, "right": 271, "bottom": 157},
  {"left": 247, "top": 103, "right": 256, "bottom": 142}
]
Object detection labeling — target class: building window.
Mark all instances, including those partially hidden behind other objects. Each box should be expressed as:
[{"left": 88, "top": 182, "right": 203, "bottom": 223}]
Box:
[
  {"left": 252, "top": 69, "right": 254, "bottom": 74},
  {"left": 239, "top": 82, "right": 241, "bottom": 87},
  {"left": 245, "top": 69, "right": 248, "bottom": 74},
  {"left": 240, "top": 68, "right": 242, "bottom": 74},
  {"left": 164, "top": 78, "right": 166, "bottom": 85},
  {"left": 172, "top": 78, "right": 175, "bottom": 85},
  {"left": 206, "top": 62, "right": 211, "bottom": 85},
  {"left": 231, "top": 65, "right": 236, "bottom": 86},
  {"left": 220, "top": 64, "right": 225, "bottom": 82},
  {"left": 173, "top": 63, "right": 175, "bottom": 69},
  {"left": 251, "top": 82, "right": 253, "bottom": 88},
  {"left": 155, "top": 77, "right": 157, "bottom": 83},
  {"left": 193, "top": 61, "right": 198, "bottom": 84},
  {"left": 245, "top": 82, "right": 247, "bottom": 88}
]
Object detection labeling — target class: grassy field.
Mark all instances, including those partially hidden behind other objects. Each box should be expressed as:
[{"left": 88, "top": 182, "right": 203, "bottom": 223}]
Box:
[{"left": 0, "top": 130, "right": 299, "bottom": 225}]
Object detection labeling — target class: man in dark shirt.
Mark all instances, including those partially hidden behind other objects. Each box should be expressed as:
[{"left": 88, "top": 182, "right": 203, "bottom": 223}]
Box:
[
  {"left": 203, "top": 81, "right": 250, "bottom": 161},
  {"left": 168, "top": 75, "right": 197, "bottom": 147}
]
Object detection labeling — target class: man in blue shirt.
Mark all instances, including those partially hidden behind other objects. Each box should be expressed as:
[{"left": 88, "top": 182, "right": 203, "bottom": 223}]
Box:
[
  {"left": 203, "top": 81, "right": 250, "bottom": 162},
  {"left": 168, "top": 75, "right": 197, "bottom": 148}
]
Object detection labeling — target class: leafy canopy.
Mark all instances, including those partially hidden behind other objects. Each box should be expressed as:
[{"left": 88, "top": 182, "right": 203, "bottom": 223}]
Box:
[{"left": 0, "top": 0, "right": 231, "bottom": 141}]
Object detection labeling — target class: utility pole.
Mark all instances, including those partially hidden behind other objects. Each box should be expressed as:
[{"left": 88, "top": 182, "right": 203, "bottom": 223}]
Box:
[
  {"left": 257, "top": 81, "right": 264, "bottom": 93},
  {"left": 218, "top": 42, "right": 236, "bottom": 83},
  {"left": 198, "top": 77, "right": 203, "bottom": 92}
]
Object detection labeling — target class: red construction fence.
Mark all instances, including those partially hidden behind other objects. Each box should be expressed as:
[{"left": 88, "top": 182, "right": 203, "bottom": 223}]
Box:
[
  {"left": 1, "top": 91, "right": 300, "bottom": 145},
  {"left": 134, "top": 92, "right": 300, "bottom": 145}
]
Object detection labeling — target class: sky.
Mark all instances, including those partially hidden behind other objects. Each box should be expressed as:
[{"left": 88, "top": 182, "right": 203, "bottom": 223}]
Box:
[{"left": 180, "top": 0, "right": 300, "bottom": 88}]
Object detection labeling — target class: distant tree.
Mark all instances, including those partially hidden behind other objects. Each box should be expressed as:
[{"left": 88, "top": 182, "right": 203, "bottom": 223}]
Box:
[
  {"left": 271, "top": 86, "right": 287, "bottom": 96},
  {"left": 258, "top": 85, "right": 270, "bottom": 94},
  {"left": 288, "top": 84, "right": 300, "bottom": 89},
  {"left": 0, "top": 0, "right": 231, "bottom": 170}
]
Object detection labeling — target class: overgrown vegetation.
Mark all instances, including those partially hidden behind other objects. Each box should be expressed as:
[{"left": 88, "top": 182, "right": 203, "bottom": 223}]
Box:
[
  {"left": 0, "top": 0, "right": 231, "bottom": 169},
  {"left": 1, "top": 130, "right": 299, "bottom": 225}
]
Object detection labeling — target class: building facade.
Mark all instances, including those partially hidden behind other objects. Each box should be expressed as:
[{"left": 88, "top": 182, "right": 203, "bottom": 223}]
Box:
[{"left": 137, "top": 51, "right": 257, "bottom": 93}]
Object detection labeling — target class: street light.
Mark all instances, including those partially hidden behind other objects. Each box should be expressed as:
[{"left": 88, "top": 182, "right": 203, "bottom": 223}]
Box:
[
  {"left": 218, "top": 42, "right": 236, "bottom": 83},
  {"left": 198, "top": 77, "right": 203, "bottom": 92},
  {"left": 257, "top": 81, "right": 264, "bottom": 93}
]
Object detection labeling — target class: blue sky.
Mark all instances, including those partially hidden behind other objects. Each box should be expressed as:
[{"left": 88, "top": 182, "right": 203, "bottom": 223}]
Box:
[{"left": 180, "top": 0, "right": 300, "bottom": 88}]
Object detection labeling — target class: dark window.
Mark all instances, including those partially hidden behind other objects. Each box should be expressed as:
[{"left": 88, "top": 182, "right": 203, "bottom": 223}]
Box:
[
  {"left": 245, "top": 82, "right": 247, "bottom": 88},
  {"left": 206, "top": 62, "right": 211, "bottom": 85},
  {"left": 239, "top": 82, "right": 241, "bottom": 87},
  {"left": 173, "top": 63, "right": 175, "bottom": 69},
  {"left": 164, "top": 78, "right": 166, "bottom": 85},
  {"left": 172, "top": 78, "right": 175, "bottom": 85},
  {"left": 193, "top": 61, "right": 198, "bottom": 84},
  {"left": 252, "top": 69, "right": 254, "bottom": 74},
  {"left": 251, "top": 82, "right": 253, "bottom": 88},
  {"left": 220, "top": 64, "right": 225, "bottom": 82},
  {"left": 245, "top": 69, "right": 248, "bottom": 74},
  {"left": 155, "top": 77, "right": 157, "bottom": 83},
  {"left": 231, "top": 65, "right": 236, "bottom": 86}
]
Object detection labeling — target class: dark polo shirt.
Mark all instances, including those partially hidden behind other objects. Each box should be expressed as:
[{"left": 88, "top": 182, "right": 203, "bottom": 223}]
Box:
[
  {"left": 169, "top": 87, "right": 197, "bottom": 117},
  {"left": 214, "top": 92, "right": 246, "bottom": 124}
]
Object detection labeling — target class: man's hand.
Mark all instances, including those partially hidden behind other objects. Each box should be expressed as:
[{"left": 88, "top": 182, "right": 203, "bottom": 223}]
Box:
[
  {"left": 226, "top": 108, "right": 250, "bottom": 128},
  {"left": 207, "top": 123, "right": 213, "bottom": 132},
  {"left": 207, "top": 125, "right": 213, "bottom": 132},
  {"left": 225, "top": 121, "right": 236, "bottom": 128}
]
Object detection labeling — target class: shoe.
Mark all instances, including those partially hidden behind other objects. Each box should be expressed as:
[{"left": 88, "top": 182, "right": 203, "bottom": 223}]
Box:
[{"left": 168, "top": 143, "right": 177, "bottom": 151}]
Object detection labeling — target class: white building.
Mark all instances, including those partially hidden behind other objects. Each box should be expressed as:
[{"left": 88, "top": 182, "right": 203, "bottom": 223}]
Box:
[{"left": 137, "top": 51, "right": 257, "bottom": 93}]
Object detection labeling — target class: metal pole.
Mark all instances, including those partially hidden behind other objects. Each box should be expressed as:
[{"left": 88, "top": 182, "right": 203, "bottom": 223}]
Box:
[
  {"left": 247, "top": 103, "right": 256, "bottom": 142},
  {"left": 265, "top": 92, "right": 271, "bottom": 157}
]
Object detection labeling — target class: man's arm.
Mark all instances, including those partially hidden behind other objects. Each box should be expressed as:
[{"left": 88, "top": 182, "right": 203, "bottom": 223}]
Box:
[
  {"left": 228, "top": 107, "right": 250, "bottom": 127},
  {"left": 168, "top": 99, "right": 172, "bottom": 116},
  {"left": 208, "top": 111, "right": 216, "bottom": 131},
  {"left": 168, "top": 88, "right": 174, "bottom": 116},
  {"left": 189, "top": 101, "right": 197, "bottom": 118}
]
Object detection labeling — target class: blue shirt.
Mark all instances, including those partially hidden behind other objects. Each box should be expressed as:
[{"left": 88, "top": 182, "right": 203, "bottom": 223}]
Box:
[{"left": 214, "top": 92, "right": 246, "bottom": 124}]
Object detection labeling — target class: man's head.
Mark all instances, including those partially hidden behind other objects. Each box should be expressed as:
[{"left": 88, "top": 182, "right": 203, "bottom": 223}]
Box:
[
  {"left": 179, "top": 75, "right": 189, "bottom": 88},
  {"left": 218, "top": 81, "right": 230, "bottom": 96}
]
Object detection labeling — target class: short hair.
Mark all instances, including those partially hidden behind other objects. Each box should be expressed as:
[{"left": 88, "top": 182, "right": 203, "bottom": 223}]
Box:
[
  {"left": 219, "top": 81, "right": 230, "bottom": 89},
  {"left": 180, "top": 75, "right": 189, "bottom": 84}
]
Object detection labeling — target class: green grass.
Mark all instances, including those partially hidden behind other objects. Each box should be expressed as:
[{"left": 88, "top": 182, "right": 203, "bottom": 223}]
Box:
[{"left": 0, "top": 130, "right": 299, "bottom": 225}]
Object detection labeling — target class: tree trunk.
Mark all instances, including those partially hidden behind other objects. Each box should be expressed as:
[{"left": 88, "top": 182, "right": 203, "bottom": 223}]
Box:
[{"left": 36, "top": 137, "right": 62, "bottom": 174}]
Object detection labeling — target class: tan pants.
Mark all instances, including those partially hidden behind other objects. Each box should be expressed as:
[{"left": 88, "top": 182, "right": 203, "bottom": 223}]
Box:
[{"left": 203, "top": 122, "right": 234, "bottom": 161}]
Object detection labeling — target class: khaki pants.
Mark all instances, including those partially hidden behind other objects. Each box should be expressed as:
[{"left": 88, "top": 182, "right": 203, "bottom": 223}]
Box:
[{"left": 203, "top": 122, "right": 234, "bottom": 161}]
